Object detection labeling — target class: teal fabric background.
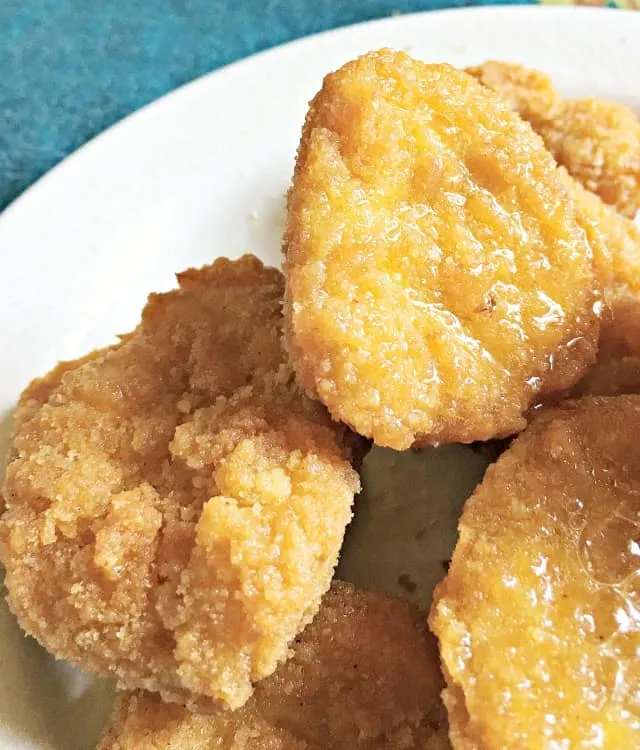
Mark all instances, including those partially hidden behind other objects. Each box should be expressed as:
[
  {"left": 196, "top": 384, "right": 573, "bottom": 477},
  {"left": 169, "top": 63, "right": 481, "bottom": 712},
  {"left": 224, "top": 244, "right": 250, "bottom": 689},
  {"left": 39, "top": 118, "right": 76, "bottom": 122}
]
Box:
[{"left": 0, "top": 0, "right": 534, "bottom": 211}]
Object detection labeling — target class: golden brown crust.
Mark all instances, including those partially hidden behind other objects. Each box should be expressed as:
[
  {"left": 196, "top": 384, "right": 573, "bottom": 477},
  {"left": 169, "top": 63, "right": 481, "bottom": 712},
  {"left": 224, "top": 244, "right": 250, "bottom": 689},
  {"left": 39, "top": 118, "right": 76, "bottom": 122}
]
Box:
[
  {"left": 470, "top": 62, "right": 640, "bottom": 356},
  {"left": 0, "top": 256, "right": 360, "bottom": 710},
  {"left": 285, "top": 49, "right": 600, "bottom": 449},
  {"left": 98, "top": 581, "right": 450, "bottom": 750},
  {"left": 539, "top": 99, "right": 640, "bottom": 220},
  {"left": 468, "top": 61, "right": 640, "bottom": 218},
  {"left": 559, "top": 169, "right": 640, "bottom": 356},
  {"left": 430, "top": 396, "right": 640, "bottom": 748},
  {"left": 465, "top": 61, "right": 560, "bottom": 125}
]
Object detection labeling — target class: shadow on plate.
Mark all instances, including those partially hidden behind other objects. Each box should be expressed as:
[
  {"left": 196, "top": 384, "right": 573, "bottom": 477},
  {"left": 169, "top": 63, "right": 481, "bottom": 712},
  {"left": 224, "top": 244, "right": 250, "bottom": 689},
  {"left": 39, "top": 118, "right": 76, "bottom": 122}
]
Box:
[
  {"left": 338, "top": 443, "right": 489, "bottom": 611},
  {"left": 0, "top": 575, "right": 115, "bottom": 749}
]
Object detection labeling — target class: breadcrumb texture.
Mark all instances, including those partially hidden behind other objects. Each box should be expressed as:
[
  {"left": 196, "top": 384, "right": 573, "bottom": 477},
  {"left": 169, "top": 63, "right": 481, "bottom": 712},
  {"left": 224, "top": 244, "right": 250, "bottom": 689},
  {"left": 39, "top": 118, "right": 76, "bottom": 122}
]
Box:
[
  {"left": 0, "top": 256, "right": 360, "bottom": 710},
  {"left": 560, "top": 169, "right": 640, "bottom": 355},
  {"left": 470, "top": 62, "right": 640, "bottom": 355},
  {"left": 465, "top": 61, "right": 559, "bottom": 126},
  {"left": 558, "top": 167, "right": 640, "bottom": 359},
  {"left": 98, "top": 581, "right": 450, "bottom": 750},
  {"left": 284, "top": 49, "right": 600, "bottom": 450},
  {"left": 430, "top": 396, "right": 640, "bottom": 749},
  {"left": 467, "top": 61, "right": 640, "bottom": 218}
]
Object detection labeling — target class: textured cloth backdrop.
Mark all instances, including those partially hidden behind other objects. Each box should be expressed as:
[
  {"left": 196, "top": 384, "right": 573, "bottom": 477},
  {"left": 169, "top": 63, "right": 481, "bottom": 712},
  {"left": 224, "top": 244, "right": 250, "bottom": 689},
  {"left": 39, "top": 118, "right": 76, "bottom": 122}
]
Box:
[{"left": 0, "top": 0, "right": 634, "bottom": 211}]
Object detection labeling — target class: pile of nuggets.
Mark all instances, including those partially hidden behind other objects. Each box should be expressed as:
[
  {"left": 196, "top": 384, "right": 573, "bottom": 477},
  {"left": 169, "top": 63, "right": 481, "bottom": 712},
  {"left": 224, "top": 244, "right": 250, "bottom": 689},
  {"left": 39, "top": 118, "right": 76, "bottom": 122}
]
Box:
[{"left": 1, "top": 49, "right": 639, "bottom": 748}]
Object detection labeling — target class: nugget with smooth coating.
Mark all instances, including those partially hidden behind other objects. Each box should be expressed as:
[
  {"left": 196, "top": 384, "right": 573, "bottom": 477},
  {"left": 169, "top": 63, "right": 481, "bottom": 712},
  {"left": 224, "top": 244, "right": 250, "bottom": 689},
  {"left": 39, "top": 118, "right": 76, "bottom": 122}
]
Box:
[
  {"left": 0, "top": 256, "right": 360, "bottom": 710},
  {"left": 98, "top": 581, "right": 449, "bottom": 750},
  {"left": 430, "top": 396, "right": 640, "bottom": 749},
  {"left": 285, "top": 50, "right": 600, "bottom": 449},
  {"left": 469, "top": 64, "right": 640, "bottom": 354},
  {"left": 561, "top": 170, "right": 640, "bottom": 355},
  {"left": 468, "top": 61, "right": 640, "bottom": 218}
]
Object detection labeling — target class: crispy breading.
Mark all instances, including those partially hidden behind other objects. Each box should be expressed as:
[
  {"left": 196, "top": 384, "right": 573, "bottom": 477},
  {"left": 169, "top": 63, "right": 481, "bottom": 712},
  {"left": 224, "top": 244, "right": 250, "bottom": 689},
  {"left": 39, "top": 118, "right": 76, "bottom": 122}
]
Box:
[
  {"left": 98, "top": 581, "right": 450, "bottom": 750},
  {"left": 560, "top": 169, "right": 640, "bottom": 355},
  {"left": 469, "top": 62, "right": 640, "bottom": 354},
  {"left": 284, "top": 49, "right": 600, "bottom": 449},
  {"left": 468, "top": 61, "right": 640, "bottom": 218},
  {"left": 0, "top": 256, "right": 360, "bottom": 710},
  {"left": 465, "top": 61, "right": 559, "bottom": 125},
  {"left": 541, "top": 100, "right": 640, "bottom": 219},
  {"left": 430, "top": 396, "right": 640, "bottom": 749}
]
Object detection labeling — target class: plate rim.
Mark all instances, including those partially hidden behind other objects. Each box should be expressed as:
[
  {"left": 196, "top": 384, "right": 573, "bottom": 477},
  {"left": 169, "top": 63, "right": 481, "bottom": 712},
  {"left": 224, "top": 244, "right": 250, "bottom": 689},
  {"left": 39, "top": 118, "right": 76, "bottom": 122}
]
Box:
[
  {"left": 2, "top": 4, "right": 639, "bottom": 225},
  {"left": 1, "top": 5, "right": 640, "bottom": 747}
]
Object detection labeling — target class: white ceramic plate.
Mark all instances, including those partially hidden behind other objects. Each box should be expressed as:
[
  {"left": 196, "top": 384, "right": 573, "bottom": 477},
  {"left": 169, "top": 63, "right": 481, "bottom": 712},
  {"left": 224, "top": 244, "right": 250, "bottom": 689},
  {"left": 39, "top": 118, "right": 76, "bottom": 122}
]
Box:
[{"left": 1, "top": 6, "right": 639, "bottom": 748}]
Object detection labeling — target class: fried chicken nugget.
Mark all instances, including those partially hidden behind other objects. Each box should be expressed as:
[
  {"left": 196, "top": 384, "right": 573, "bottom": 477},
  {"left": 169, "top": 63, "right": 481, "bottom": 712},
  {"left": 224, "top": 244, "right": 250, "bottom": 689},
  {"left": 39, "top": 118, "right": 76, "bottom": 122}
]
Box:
[
  {"left": 0, "top": 256, "right": 360, "bottom": 710},
  {"left": 284, "top": 49, "right": 600, "bottom": 450},
  {"left": 430, "top": 396, "right": 640, "bottom": 749},
  {"left": 98, "top": 581, "right": 450, "bottom": 750},
  {"left": 468, "top": 61, "right": 640, "bottom": 218},
  {"left": 465, "top": 61, "right": 559, "bottom": 126},
  {"left": 469, "top": 64, "right": 640, "bottom": 353},
  {"left": 560, "top": 170, "right": 640, "bottom": 355}
]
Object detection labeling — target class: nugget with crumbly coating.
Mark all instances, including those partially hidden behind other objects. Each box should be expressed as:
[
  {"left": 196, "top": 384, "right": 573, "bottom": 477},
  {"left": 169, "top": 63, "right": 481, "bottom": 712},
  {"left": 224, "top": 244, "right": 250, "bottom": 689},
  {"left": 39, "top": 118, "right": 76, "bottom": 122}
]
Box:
[
  {"left": 468, "top": 61, "right": 640, "bottom": 218},
  {"left": 465, "top": 61, "right": 559, "bottom": 125},
  {"left": 541, "top": 100, "right": 640, "bottom": 219},
  {"left": 284, "top": 49, "right": 600, "bottom": 450},
  {"left": 0, "top": 256, "right": 360, "bottom": 710},
  {"left": 430, "top": 397, "right": 640, "bottom": 749},
  {"left": 98, "top": 581, "right": 450, "bottom": 750}
]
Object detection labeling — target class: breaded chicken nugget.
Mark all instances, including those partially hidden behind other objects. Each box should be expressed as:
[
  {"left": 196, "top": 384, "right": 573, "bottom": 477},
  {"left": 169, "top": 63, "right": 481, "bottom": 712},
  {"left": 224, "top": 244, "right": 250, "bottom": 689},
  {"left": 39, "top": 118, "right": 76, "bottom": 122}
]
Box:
[
  {"left": 285, "top": 49, "right": 600, "bottom": 449},
  {"left": 541, "top": 99, "right": 640, "bottom": 220},
  {"left": 0, "top": 256, "right": 360, "bottom": 710},
  {"left": 465, "top": 61, "right": 559, "bottom": 125},
  {"left": 98, "top": 581, "right": 450, "bottom": 750},
  {"left": 468, "top": 61, "right": 640, "bottom": 218},
  {"left": 469, "top": 63, "right": 640, "bottom": 353},
  {"left": 430, "top": 396, "right": 640, "bottom": 749},
  {"left": 561, "top": 170, "right": 640, "bottom": 355}
]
